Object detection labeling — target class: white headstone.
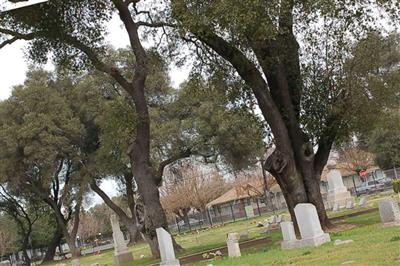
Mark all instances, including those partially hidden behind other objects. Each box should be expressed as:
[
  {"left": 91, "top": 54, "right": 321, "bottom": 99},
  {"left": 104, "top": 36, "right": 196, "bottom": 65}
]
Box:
[
  {"left": 110, "top": 215, "right": 134, "bottom": 265},
  {"left": 327, "top": 169, "right": 353, "bottom": 208},
  {"left": 332, "top": 202, "right": 339, "bottom": 212},
  {"left": 110, "top": 215, "right": 128, "bottom": 254},
  {"left": 244, "top": 205, "right": 255, "bottom": 218},
  {"left": 280, "top": 222, "right": 299, "bottom": 249},
  {"left": 327, "top": 169, "right": 347, "bottom": 192},
  {"left": 346, "top": 199, "right": 354, "bottom": 209},
  {"left": 226, "top": 233, "right": 241, "bottom": 257},
  {"left": 359, "top": 196, "right": 368, "bottom": 208},
  {"left": 0, "top": 261, "right": 11, "bottom": 266},
  {"left": 378, "top": 198, "right": 400, "bottom": 227},
  {"left": 156, "top": 227, "right": 180, "bottom": 266},
  {"left": 294, "top": 203, "right": 331, "bottom": 247}
]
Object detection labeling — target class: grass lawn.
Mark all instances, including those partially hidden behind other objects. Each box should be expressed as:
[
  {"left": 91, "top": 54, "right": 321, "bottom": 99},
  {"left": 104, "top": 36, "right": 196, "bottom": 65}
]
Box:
[
  {"left": 196, "top": 211, "right": 400, "bottom": 266},
  {"left": 45, "top": 192, "right": 399, "bottom": 266}
]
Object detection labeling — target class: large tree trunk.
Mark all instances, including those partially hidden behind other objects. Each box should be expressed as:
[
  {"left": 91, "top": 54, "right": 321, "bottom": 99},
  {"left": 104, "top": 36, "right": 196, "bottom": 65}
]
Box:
[
  {"left": 22, "top": 249, "right": 31, "bottom": 266},
  {"left": 134, "top": 171, "right": 183, "bottom": 258},
  {"left": 66, "top": 237, "right": 81, "bottom": 266},
  {"left": 304, "top": 173, "right": 332, "bottom": 229},
  {"left": 172, "top": 0, "right": 336, "bottom": 232},
  {"left": 21, "top": 233, "right": 31, "bottom": 266},
  {"left": 42, "top": 227, "right": 63, "bottom": 262},
  {"left": 127, "top": 221, "right": 143, "bottom": 244},
  {"left": 265, "top": 150, "right": 332, "bottom": 230},
  {"left": 90, "top": 182, "right": 142, "bottom": 245},
  {"left": 18, "top": 225, "right": 32, "bottom": 266}
]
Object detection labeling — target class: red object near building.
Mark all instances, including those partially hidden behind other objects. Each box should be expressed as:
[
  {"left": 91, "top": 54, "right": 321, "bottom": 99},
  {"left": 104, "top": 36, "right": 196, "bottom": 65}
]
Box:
[{"left": 359, "top": 169, "right": 367, "bottom": 177}]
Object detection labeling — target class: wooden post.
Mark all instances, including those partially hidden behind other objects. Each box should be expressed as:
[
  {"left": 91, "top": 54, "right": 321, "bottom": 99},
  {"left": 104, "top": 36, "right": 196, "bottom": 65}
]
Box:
[
  {"left": 352, "top": 175, "right": 358, "bottom": 197},
  {"left": 217, "top": 206, "right": 224, "bottom": 225},
  {"left": 244, "top": 200, "right": 248, "bottom": 220},
  {"left": 371, "top": 171, "right": 377, "bottom": 190},
  {"left": 187, "top": 214, "right": 192, "bottom": 232},
  {"left": 230, "top": 202, "right": 236, "bottom": 222},
  {"left": 256, "top": 198, "right": 261, "bottom": 216},
  {"left": 176, "top": 217, "right": 181, "bottom": 234},
  {"left": 207, "top": 208, "right": 213, "bottom": 227}
]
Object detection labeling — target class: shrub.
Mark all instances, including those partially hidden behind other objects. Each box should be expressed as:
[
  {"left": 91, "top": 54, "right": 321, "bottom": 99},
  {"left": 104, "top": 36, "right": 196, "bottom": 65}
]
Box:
[
  {"left": 390, "top": 236, "right": 400, "bottom": 242},
  {"left": 393, "top": 180, "right": 400, "bottom": 194}
]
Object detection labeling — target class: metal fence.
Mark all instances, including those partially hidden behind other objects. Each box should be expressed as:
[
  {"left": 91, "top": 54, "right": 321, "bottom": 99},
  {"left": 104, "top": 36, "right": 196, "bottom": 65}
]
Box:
[
  {"left": 168, "top": 195, "right": 287, "bottom": 234},
  {"left": 168, "top": 166, "right": 400, "bottom": 233}
]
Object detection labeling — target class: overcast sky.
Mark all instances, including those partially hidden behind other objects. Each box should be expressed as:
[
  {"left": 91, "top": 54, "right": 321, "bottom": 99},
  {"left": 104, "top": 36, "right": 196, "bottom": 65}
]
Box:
[{"left": 0, "top": 13, "right": 191, "bottom": 205}]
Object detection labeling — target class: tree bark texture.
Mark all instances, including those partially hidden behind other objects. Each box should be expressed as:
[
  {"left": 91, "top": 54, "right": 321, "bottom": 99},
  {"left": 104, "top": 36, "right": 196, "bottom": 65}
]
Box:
[
  {"left": 90, "top": 182, "right": 142, "bottom": 245},
  {"left": 42, "top": 226, "right": 63, "bottom": 262},
  {"left": 172, "top": 0, "right": 336, "bottom": 230}
]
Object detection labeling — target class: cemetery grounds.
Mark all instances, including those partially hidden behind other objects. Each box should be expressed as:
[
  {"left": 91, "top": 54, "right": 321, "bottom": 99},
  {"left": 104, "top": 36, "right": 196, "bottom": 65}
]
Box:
[{"left": 45, "top": 192, "right": 400, "bottom": 266}]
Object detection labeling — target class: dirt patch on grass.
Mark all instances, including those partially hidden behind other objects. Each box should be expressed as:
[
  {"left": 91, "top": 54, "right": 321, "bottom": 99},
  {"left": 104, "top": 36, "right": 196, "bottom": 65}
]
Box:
[{"left": 326, "top": 223, "right": 357, "bottom": 233}]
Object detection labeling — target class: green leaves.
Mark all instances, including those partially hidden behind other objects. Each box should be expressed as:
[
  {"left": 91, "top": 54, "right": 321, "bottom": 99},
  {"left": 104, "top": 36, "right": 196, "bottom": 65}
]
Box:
[
  {"left": 362, "top": 110, "right": 400, "bottom": 169},
  {"left": 392, "top": 180, "right": 400, "bottom": 194},
  {"left": 0, "top": 69, "right": 84, "bottom": 184},
  {"left": 168, "top": 75, "right": 266, "bottom": 170}
]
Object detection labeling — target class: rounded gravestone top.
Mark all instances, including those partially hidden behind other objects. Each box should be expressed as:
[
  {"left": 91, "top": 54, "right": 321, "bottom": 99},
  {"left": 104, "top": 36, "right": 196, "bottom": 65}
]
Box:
[
  {"left": 326, "top": 163, "right": 337, "bottom": 170},
  {"left": 327, "top": 169, "right": 343, "bottom": 182}
]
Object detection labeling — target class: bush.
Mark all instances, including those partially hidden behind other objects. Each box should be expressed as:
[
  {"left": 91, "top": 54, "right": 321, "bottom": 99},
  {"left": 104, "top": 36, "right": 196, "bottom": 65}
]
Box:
[
  {"left": 393, "top": 180, "right": 400, "bottom": 193},
  {"left": 390, "top": 236, "right": 400, "bottom": 242}
]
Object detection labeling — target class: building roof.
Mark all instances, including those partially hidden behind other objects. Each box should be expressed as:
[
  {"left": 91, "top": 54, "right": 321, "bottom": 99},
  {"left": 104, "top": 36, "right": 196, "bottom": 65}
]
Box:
[
  {"left": 206, "top": 163, "right": 381, "bottom": 208},
  {"left": 320, "top": 164, "right": 379, "bottom": 182},
  {"left": 206, "top": 182, "right": 264, "bottom": 208}
]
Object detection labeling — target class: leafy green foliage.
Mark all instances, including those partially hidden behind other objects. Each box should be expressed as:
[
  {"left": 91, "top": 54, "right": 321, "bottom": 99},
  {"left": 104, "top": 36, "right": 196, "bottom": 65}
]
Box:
[
  {"left": 0, "top": 70, "right": 84, "bottom": 187},
  {"left": 392, "top": 180, "right": 400, "bottom": 194},
  {"left": 0, "top": 215, "right": 17, "bottom": 256},
  {"left": 164, "top": 75, "right": 266, "bottom": 170},
  {"left": 1, "top": 0, "right": 113, "bottom": 68},
  {"left": 390, "top": 236, "right": 400, "bottom": 242},
  {"left": 362, "top": 110, "right": 400, "bottom": 169},
  {"left": 88, "top": 49, "right": 266, "bottom": 174},
  {"left": 302, "top": 32, "right": 400, "bottom": 145}
]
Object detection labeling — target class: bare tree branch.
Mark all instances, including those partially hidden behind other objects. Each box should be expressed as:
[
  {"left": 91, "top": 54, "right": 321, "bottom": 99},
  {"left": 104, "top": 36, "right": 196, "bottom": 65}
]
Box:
[
  {"left": 0, "top": 28, "right": 40, "bottom": 49},
  {"left": 137, "top": 21, "right": 176, "bottom": 28}
]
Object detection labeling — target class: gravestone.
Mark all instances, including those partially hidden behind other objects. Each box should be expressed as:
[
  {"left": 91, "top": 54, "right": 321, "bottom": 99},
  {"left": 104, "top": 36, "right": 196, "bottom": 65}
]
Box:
[
  {"left": 359, "top": 196, "right": 368, "bottom": 208},
  {"left": 110, "top": 215, "right": 134, "bottom": 265},
  {"left": 244, "top": 205, "right": 255, "bottom": 218},
  {"left": 0, "top": 261, "right": 11, "bottom": 266},
  {"left": 378, "top": 198, "right": 400, "bottom": 227},
  {"left": 332, "top": 202, "right": 339, "bottom": 212},
  {"left": 280, "top": 221, "right": 298, "bottom": 249},
  {"left": 239, "top": 231, "right": 249, "bottom": 241},
  {"left": 280, "top": 204, "right": 330, "bottom": 250},
  {"left": 156, "top": 227, "right": 180, "bottom": 266},
  {"left": 327, "top": 169, "right": 352, "bottom": 208},
  {"left": 226, "top": 233, "right": 241, "bottom": 257},
  {"left": 294, "top": 203, "right": 331, "bottom": 247},
  {"left": 346, "top": 199, "right": 354, "bottom": 209}
]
